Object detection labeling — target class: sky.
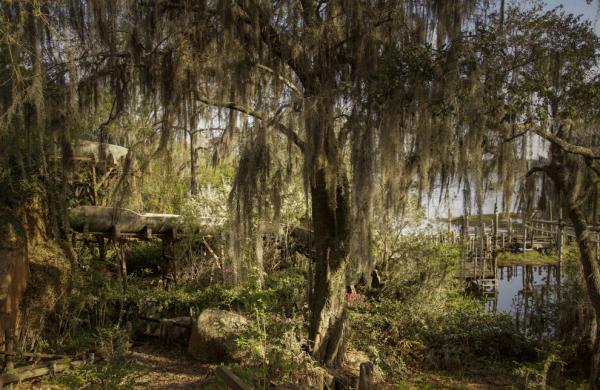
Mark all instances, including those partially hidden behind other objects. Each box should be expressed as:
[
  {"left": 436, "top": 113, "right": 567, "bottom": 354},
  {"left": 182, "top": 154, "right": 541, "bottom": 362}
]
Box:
[
  {"left": 543, "top": 0, "right": 600, "bottom": 31},
  {"left": 420, "top": 1, "right": 600, "bottom": 222}
]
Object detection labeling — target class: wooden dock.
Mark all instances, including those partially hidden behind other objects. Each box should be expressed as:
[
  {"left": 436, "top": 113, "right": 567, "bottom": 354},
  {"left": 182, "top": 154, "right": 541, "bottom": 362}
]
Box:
[{"left": 423, "top": 210, "right": 600, "bottom": 297}]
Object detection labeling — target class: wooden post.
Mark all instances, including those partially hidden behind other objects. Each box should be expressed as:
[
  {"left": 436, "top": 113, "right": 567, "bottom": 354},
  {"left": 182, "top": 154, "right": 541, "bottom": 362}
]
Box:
[
  {"left": 359, "top": 362, "right": 374, "bottom": 390},
  {"left": 474, "top": 248, "right": 478, "bottom": 279},
  {"left": 507, "top": 213, "right": 513, "bottom": 248},
  {"left": 447, "top": 207, "right": 452, "bottom": 243},
  {"left": 143, "top": 226, "right": 153, "bottom": 241},
  {"left": 111, "top": 224, "right": 121, "bottom": 242},
  {"left": 480, "top": 225, "right": 485, "bottom": 279},
  {"left": 480, "top": 224, "right": 485, "bottom": 253},
  {"left": 493, "top": 204, "right": 499, "bottom": 286},
  {"left": 115, "top": 242, "right": 128, "bottom": 290},
  {"left": 523, "top": 223, "right": 528, "bottom": 254},
  {"left": 96, "top": 235, "right": 106, "bottom": 262},
  {"left": 493, "top": 204, "right": 499, "bottom": 251},
  {"left": 91, "top": 163, "right": 98, "bottom": 206},
  {"left": 530, "top": 221, "right": 535, "bottom": 251},
  {"left": 463, "top": 214, "right": 469, "bottom": 242},
  {"left": 557, "top": 208, "right": 564, "bottom": 265},
  {"left": 3, "top": 329, "right": 13, "bottom": 371},
  {"left": 481, "top": 249, "right": 486, "bottom": 279}
]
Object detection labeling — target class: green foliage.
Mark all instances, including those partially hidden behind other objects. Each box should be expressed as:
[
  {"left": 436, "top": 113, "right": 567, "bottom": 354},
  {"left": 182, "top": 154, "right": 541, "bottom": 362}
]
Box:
[
  {"left": 47, "top": 259, "right": 125, "bottom": 354},
  {"left": 48, "top": 327, "right": 145, "bottom": 389},
  {"left": 231, "top": 305, "right": 308, "bottom": 388},
  {"left": 265, "top": 268, "right": 306, "bottom": 314},
  {"left": 497, "top": 250, "right": 558, "bottom": 266},
  {"left": 353, "top": 238, "right": 536, "bottom": 381},
  {"left": 180, "top": 163, "right": 234, "bottom": 220},
  {"left": 125, "top": 280, "right": 236, "bottom": 317},
  {"left": 513, "top": 342, "right": 567, "bottom": 390},
  {"left": 140, "top": 168, "right": 189, "bottom": 214},
  {"left": 353, "top": 292, "right": 534, "bottom": 379},
  {"left": 124, "top": 267, "right": 305, "bottom": 320},
  {"left": 373, "top": 43, "right": 436, "bottom": 106},
  {"left": 196, "top": 162, "right": 236, "bottom": 189},
  {"left": 125, "top": 242, "right": 164, "bottom": 276},
  {"left": 3, "top": 1, "right": 599, "bottom": 388}
]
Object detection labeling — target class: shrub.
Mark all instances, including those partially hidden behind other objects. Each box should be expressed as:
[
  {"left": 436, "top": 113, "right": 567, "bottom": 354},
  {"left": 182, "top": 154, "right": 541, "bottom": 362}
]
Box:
[
  {"left": 48, "top": 326, "right": 145, "bottom": 389},
  {"left": 351, "top": 238, "right": 537, "bottom": 381}
]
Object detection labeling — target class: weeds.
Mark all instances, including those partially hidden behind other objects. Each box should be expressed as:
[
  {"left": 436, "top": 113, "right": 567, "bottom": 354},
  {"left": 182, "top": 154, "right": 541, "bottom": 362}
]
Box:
[{"left": 47, "top": 327, "right": 146, "bottom": 389}]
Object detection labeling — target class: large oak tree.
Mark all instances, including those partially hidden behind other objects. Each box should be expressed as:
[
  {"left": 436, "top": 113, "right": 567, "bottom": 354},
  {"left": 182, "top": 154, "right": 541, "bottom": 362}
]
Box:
[{"left": 1, "top": 0, "right": 484, "bottom": 366}]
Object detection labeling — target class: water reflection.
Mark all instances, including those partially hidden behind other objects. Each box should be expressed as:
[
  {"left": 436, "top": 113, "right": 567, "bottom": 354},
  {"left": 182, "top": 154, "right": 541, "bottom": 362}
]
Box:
[{"left": 485, "top": 264, "right": 560, "bottom": 338}]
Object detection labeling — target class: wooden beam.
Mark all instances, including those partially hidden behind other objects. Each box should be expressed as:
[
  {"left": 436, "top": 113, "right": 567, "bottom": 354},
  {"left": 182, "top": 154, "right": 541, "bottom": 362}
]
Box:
[
  {"left": 138, "top": 316, "right": 191, "bottom": 329},
  {"left": 215, "top": 366, "right": 252, "bottom": 390},
  {"left": 0, "top": 352, "right": 67, "bottom": 359},
  {"left": 0, "top": 359, "right": 85, "bottom": 388}
]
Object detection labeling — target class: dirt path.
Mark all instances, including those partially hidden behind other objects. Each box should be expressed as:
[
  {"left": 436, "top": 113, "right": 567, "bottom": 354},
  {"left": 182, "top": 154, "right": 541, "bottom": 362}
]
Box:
[
  {"left": 400, "top": 368, "right": 521, "bottom": 389},
  {"left": 7, "top": 345, "right": 520, "bottom": 389},
  {"left": 131, "top": 343, "right": 215, "bottom": 389}
]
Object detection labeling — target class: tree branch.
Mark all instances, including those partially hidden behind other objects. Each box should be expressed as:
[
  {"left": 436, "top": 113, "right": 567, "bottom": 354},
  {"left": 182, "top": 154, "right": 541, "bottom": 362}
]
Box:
[
  {"left": 255, "top": 64, "right": 303, "bottom": 97},
  {"left": 503, "top": 130, "right": 528, "bottom": 143},
  {"left": 196, "top": 96, "right": 305, "bottom": 153},
  {"left": 585, "top": 157, "right": 600, "bottom": 178},
  {"left": 526, "top": 166, "right": 548, "bottom": 176},
  {"left": 234, "top": 0, "right": 311, "bottom": 87},
  {"left": 531, "top": 127, "right": 600, "bottom": 160},
  {"left": 298, "top": 0, "right": 318, "bottom": 27}
]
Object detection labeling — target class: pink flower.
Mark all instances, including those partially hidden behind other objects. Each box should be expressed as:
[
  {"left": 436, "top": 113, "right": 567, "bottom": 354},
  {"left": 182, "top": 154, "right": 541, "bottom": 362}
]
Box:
[
  {"left": 347, "top": 292, "right": 366, "bottom": 306},
  {"left": 347, "top": 292, "right": 356, "bottom": 304}
]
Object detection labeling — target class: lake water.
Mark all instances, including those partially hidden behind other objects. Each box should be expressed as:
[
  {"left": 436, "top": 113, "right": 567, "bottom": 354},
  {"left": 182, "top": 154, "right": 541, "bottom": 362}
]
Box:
[{"left": 485, "top": 264, "right": 560, "bottom": 337}]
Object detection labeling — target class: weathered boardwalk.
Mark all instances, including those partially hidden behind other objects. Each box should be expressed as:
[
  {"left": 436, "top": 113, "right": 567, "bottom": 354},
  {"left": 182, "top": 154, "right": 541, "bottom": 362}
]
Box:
[
  {"left": 424, "top": 213, "right": 600, "bottom": 297},
  {"left": 67, "top": 206, "right": 225, "bottom": 289}
]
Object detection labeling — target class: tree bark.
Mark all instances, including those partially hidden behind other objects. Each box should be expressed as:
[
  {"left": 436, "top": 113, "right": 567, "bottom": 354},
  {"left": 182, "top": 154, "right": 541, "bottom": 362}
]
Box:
[
  {"left": 545, "top": 136, "right": 600, "bottom": 388},
  {"left": 190, "top": 130, "right": 198, "bottom": 196},
  {"left": 592, "top": 315, "right": 600, "bottom": 389},
  {"left": 565, "top": 203, "right": 600, "bottom": 389},
  {"left": 308, "top": 167, "right": 350, "bottom": 367}
]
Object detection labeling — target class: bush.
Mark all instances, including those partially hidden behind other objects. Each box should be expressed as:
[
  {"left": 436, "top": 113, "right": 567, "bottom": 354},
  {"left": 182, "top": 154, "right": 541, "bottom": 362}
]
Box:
[
  {"left": 125, "top": 242, "right": 163, "bottom": 277},
  {"left": 48, "top": 326, "right": 145, "bottom": 389},
  {"left": 351, "top": 238, "right": 537, "bottom": 381}
]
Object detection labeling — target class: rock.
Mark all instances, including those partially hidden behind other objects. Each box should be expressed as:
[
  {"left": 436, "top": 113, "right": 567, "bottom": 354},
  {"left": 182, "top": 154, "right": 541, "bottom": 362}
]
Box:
[
  {"left": 162, "top": 317, "right": 192, "bottom": 347},
  {"left": 187, "top": 309, "right": 248, "bottom": 363},
  {"left": 151, "top": 316, "right": 192, "bottom": 347}
]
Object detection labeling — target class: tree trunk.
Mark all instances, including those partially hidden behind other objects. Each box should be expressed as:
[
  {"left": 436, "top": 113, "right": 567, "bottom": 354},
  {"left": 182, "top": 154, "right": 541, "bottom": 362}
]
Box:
[
  {"left": 308, "top": 167, "right": 350, "bottom": 367},
  {"left": 255, "top": 221, "right": 265, "bottom": 289},
  {"left": 566, "top": 203, "right": 600, "bottom": 389},
  {"left": 190, "top": 130, "right": 198, "bottom": 196},
  {"left": 592, "top": 322, "right": 600, "bottom": 390},
  {"left": 546, "top": 134, "right": 600, "bottom": 388}
]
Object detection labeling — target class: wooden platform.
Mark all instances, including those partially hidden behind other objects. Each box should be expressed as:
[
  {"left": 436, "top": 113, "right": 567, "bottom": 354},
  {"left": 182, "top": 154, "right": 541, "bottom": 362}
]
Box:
[{"left": 424, "top": 213, "right": 600, "bottom": 296}]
